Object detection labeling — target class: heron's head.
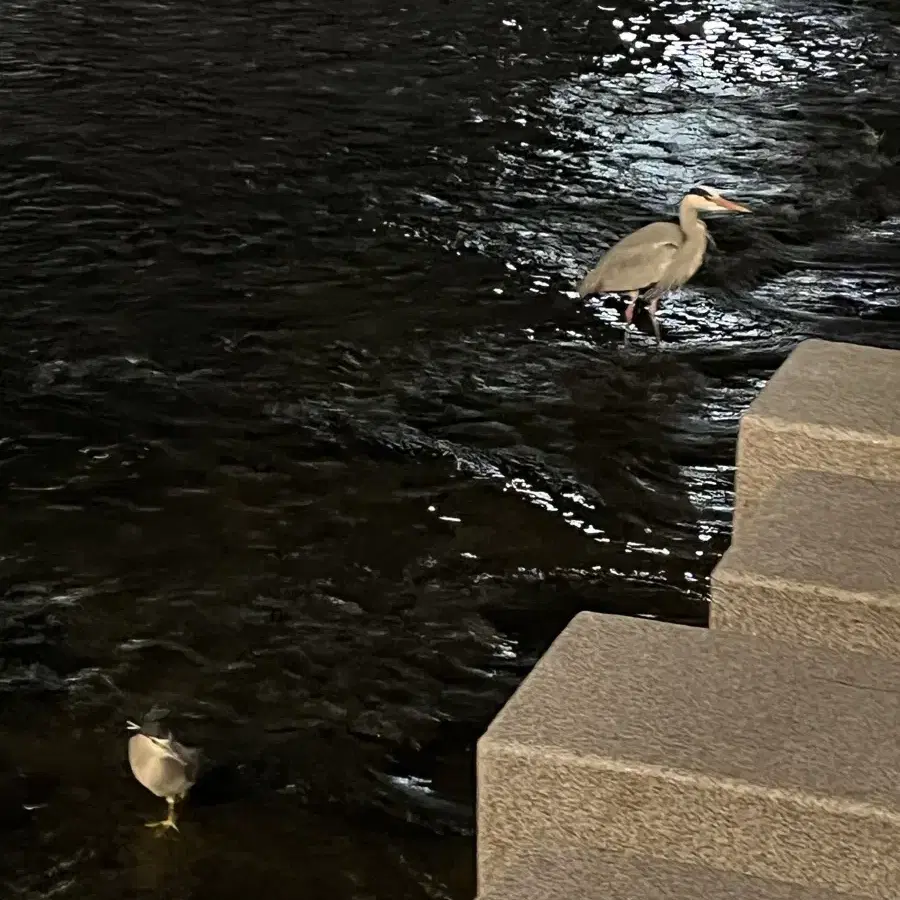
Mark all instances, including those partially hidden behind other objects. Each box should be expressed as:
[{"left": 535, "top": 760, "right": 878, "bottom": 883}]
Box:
[
  {"left": 686, "top": 185, "right": 751, "bottom": 214},
  {"left": 126, "top": 716, "right": 171, "bottom": 741}
]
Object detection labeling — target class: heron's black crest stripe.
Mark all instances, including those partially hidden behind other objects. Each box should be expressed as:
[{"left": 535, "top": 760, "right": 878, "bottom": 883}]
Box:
[{"left": 688, "top": 186, "right": 712, "bottom": 199}]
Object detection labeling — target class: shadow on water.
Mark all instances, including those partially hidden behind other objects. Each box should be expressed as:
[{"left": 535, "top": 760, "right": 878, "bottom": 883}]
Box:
[{"left": 1, "top": 0, "right": 900, "bottom": 897}]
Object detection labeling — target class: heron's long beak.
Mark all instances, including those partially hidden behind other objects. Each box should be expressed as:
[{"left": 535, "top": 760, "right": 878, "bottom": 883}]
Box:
[{"left": 714, "top": 196, "right": 751, "bottom": 213}]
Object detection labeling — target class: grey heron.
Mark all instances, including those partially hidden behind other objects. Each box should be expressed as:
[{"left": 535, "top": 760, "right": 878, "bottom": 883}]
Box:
[
  {"left": 578, "top": 185, "right": 752, "bottom": 343},
  {"left": 127, "top": 715, "right": 200, "bottom": 832}
]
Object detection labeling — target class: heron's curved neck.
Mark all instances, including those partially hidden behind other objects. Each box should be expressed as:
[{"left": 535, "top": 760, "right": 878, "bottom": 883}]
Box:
[{"left": 678, "top": 197, "right": 706, "bottom": 238}]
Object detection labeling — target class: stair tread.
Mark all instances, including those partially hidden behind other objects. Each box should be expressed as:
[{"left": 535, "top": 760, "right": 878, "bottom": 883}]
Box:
[
  {"left": 478, "top": 843, "right": 875, "bottom": 900},
  {"left": 482, "top": 613, "right": 900, "bottom": 813}
]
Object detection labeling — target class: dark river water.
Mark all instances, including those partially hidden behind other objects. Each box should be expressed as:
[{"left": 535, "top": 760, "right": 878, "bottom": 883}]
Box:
[{"left": 2, "top": 0, "right": 900, "bottom": 896}]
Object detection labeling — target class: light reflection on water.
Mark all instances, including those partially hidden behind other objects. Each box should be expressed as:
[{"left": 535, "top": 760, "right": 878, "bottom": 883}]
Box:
[
  {"left": 403, "top": 2, "right": 900, "bottom": 603},
  {"left": 604, "top": 0, "right": 874, "bottom": 91},
  {"left": 425, "top": 0, "right": 897, "bottom": 283}
]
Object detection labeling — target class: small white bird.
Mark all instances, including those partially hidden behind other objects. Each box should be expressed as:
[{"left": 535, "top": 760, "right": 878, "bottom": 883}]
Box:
[{"left": 127, "top": 715, "right": 200, "bottom": 832}]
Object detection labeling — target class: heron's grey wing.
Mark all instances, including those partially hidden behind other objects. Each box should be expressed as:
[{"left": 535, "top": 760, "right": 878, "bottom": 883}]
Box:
[
  {"left": 170, "top": 742, "right": 201, "bottom": 784},
  {"left": 156, "top": 757, "right": 192, "bottom": 798},
  {"left": 155, "top": 738, "right": 201, "bottom": 783},
  {"left": 129, "top": 734, "right": 193, "bottom": 798},
  {"left": 642, "top": 227, "right": 710, "bottom": 302},
  {"left": 578, "top": 222, "right": 683, "bottom": 296}
]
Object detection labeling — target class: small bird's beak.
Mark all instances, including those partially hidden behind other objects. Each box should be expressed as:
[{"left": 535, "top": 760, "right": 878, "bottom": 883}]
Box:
[{"left": 713, "top": 196, "right": 751, "bottom": 213}]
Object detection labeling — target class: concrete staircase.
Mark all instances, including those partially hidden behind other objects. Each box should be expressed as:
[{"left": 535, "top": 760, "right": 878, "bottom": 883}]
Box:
[
  {"left": 476, "top": 844, "right": 873, "bottom": 900},
  {"left": 475, "top": 339, "right": 900, "bottom": 899}
]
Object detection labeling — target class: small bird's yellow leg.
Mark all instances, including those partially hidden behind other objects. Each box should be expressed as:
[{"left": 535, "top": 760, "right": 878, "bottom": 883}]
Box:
[{"left": 145, "top": 798, "right": 179, "bottom": 832}]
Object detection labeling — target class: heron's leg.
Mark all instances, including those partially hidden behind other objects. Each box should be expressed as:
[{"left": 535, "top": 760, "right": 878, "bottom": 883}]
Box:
[
  {"left": 647, "top": 296, "right": 662, "bottom": 345},
  {"left": 623, "top": 291, "right": 638, "bottom": 343},
  {"left": 145, "top": 797, "right": 179, "bottom": 832}
]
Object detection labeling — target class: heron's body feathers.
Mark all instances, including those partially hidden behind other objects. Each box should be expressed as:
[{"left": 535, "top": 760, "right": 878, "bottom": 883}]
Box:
[
  {"left": 578, "top": 221, "right": 687, "bottom": 295},
  {"left": 642, "top": 224, "right": 709, "bottom": 302},
  {"left": 128, "top": 732, "right": 199, "bottom": 801}
]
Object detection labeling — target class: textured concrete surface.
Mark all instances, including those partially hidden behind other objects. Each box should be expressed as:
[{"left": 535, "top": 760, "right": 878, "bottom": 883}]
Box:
[
  {"left": 477, "top": 612, "right": 900, "bottom": 898},
  {"left": 477, "top": 843, "right": 874, "bottom": 900},
  {"left": 734, "top": 339, "right": 900, "bottom": 540},
  {"left": 712, "top": 469, "right": 900, "bottom": 658}
]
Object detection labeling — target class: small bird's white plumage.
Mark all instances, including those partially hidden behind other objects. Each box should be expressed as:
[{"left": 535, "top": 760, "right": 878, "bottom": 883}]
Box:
[
  {"left": 128, "top": 731, "right": 199, "bottom": 799},
  {"left": 127, "top": 716, "right": 200, "bottom": 830}
]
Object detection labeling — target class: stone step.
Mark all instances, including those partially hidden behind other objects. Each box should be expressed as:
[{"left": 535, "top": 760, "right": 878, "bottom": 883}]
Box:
[
  {"left": 477, "top": 613, "right": 900, "bottom": 899},
  {"left": 711, "top": 469, "right": 900, "bottom": 659},
  {"left": 734, "top": 339, "right": 900, "bottom": 542},
  {"left": 477, "top": 843, "right": 875, "bottom": 900}
]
